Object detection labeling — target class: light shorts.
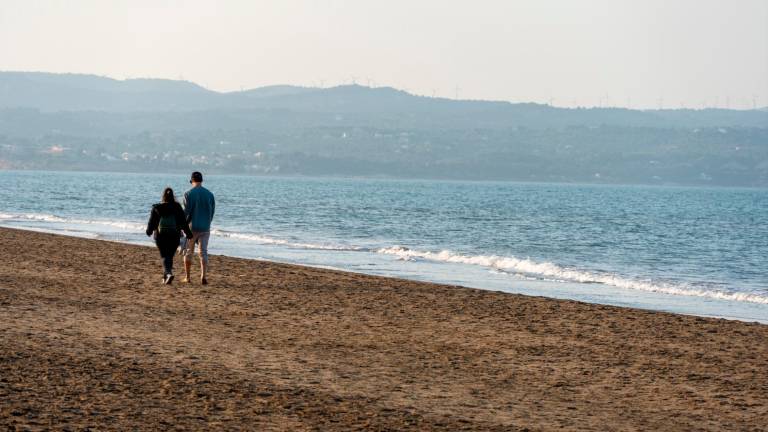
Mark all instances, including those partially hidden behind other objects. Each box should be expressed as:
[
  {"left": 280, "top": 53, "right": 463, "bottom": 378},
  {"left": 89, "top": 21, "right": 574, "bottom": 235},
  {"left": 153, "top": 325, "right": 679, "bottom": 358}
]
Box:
[{"left": 183, "top": 231, "right": 210, "bottom": 263}]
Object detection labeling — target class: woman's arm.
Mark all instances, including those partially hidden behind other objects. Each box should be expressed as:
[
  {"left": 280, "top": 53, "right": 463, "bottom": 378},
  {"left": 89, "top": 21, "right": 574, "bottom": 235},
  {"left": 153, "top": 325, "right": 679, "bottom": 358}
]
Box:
[{"left": 146, "top": 207, "right": 159, "bottom": 236}]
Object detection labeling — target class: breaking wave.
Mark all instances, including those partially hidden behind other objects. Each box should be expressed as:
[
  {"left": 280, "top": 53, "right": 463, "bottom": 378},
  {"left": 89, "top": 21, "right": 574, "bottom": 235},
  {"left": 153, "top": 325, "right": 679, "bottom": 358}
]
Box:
[
  {"left": 0, "top": 213, "right": 362, "bottom": 252},
  {"left": 0, "top": 212, "right": 145, "bottom": 231},
  {"left": 377, "top": 246, "right": 768, "bottom": 305},
  {"left": 210, "top": 229, "right": 364, "bottom": 252}
]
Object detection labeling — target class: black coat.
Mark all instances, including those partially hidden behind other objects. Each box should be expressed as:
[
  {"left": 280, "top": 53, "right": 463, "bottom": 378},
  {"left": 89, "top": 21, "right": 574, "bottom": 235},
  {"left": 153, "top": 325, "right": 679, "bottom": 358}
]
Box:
[{"left": 146, "top": 202, "right": 193, "bottom": 238}]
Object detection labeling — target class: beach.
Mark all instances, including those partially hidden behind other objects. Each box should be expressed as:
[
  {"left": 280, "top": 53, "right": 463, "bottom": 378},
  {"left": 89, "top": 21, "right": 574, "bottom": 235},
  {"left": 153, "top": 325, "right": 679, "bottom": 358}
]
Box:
[{"left": 1, "top": 227, "right": 766, "bottom": 431}]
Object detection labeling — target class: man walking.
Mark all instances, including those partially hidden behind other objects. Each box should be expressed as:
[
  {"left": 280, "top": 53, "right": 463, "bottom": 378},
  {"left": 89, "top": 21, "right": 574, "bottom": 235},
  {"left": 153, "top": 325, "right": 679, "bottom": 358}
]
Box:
[{"left": 182, "top": 171, "right": 215, "bottom": 284}]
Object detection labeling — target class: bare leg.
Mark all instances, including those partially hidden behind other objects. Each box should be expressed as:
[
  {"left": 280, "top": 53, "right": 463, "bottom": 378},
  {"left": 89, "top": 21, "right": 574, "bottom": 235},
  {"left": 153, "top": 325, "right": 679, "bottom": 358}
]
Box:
[
  {"left": 183, "top": 255, "right": 192, "bottom": 283},
  {"left": 182, "top": 234, "right": 196, "bottom": 283},
  {"left": 198, "top": 232, "right": 210, "bottom": 285},
  {"left": 200, "top": 258, "right": 208, "bottom": 284}
]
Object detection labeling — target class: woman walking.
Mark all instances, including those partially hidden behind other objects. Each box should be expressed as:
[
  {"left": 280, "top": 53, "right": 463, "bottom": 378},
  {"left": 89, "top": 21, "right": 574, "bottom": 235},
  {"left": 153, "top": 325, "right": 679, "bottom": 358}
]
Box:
[{"left": 146, "top": 187, "right": 193, "bottom": 284}]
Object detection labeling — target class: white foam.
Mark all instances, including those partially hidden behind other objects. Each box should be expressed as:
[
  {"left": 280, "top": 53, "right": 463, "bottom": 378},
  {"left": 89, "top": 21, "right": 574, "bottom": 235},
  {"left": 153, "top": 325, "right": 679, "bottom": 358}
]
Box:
[
  {"left": 69, "top": 218, "right": 146, "bottom": 231},
  {"left": 210, "top": 229, "right": 363, "bottom": 251},
  {"left": 18, "top": 213, "right": 68, "bottom": 222},
  {"left": 377, "top": 246, "right": 768, "bottom": 305},
  {"left": 0, "top": 212, "right": 145, "bottom": 231},
  {"left": 0, "top": 213, "right": 358, "bottom": 251}
]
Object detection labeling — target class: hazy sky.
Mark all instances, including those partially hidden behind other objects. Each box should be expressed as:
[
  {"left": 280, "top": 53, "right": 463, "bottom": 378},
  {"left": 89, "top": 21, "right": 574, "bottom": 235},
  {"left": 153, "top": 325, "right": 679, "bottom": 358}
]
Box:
[{"left": 1, "top": 0, "right": 766, "bottom": 108}]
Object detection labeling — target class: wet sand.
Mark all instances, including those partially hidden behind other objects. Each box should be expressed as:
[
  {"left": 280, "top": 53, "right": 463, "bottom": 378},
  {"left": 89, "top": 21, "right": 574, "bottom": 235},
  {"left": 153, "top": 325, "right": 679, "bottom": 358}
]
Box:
[{"left": 1, "top": 227, "right": 766, "bottom": 431}]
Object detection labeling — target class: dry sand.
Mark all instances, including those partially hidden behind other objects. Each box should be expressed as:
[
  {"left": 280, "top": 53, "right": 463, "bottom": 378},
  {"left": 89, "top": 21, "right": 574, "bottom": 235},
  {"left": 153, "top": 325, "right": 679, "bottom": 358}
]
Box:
[{"left": 1, "top": 227, "right": 766, "bottom": 431}]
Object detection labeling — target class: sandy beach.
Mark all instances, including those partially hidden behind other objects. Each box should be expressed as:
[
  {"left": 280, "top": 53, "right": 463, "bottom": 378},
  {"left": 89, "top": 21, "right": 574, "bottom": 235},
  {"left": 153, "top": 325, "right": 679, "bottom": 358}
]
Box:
[{"left": 1, "top": 227, "right": 766, "bottom": 431}]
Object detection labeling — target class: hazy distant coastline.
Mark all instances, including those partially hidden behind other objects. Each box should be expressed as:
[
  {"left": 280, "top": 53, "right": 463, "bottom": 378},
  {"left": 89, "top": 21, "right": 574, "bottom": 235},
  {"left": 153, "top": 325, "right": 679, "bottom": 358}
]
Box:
[{"left": 1, "top": 72, "right": 766, "bottom": 186}]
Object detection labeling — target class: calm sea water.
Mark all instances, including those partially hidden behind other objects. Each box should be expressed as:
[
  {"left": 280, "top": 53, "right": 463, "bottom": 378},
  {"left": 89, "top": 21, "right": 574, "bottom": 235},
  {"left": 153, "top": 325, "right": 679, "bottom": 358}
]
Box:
[{"left": 2, "top": 170, "right": 766, "bottom": 322}]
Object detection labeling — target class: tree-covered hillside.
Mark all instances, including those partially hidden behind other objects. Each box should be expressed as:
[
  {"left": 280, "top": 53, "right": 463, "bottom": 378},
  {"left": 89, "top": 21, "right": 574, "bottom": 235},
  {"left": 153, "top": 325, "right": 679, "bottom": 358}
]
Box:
[{"left": 1, "top": 72, "right": 766, "bottom": 186}]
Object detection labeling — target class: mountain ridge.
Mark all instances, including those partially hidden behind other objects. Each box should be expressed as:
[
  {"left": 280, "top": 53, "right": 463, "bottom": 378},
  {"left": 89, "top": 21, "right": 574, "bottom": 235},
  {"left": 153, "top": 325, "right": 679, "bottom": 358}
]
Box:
[
  {"left": 1, "top": 71, "right": 766, "bottom": 130},
  {"left": 0, "top": 71, "right": 766, "bottom": 186}
]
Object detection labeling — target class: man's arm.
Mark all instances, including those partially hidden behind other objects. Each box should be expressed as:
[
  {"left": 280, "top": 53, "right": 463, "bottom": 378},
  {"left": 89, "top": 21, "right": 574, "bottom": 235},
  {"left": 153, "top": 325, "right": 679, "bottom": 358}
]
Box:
[
  {"left": 183, "top": 191, "right": 194, "bottom": 223},
  {"left": 176, "top": 205, "right": 193, "bottom": 238},
  {"left": 210, "top": 193, "right": 215, "bottom": 221}
]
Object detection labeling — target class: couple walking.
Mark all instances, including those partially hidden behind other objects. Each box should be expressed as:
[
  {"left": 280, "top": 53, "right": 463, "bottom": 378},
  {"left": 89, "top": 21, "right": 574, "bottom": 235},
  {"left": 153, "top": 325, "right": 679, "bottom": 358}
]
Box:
[{"left": 145, "top": 171, "right": 215, "bottom": 285}]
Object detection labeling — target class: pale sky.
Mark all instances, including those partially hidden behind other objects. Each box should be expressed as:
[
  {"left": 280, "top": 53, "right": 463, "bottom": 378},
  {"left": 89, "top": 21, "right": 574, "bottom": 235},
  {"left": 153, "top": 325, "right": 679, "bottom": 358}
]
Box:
[{"left": 1, "top": 0, "right": 766, "bottom": 108}]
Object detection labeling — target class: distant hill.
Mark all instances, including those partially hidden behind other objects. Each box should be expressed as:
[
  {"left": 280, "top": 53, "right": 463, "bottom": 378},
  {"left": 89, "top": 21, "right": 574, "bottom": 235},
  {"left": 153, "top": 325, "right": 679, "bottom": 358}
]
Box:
[
  {"left": 0, "top": 71, "right": 766, "bottom": 186},
  {"left": 234, "top": 85, "right": 318, "bottom": 99},
  {"left": 1, "top": 71, "right": 766, "bottom": 129},
  {"left": 0, "top": 72, "right": 219, "bottom": 111}
]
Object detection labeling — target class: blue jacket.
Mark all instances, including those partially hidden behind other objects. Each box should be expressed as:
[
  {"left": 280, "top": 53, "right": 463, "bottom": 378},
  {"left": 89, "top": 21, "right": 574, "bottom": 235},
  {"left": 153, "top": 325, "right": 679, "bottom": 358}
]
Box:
[{"left": 183, "top": 185, "right": 215, "bottom": 232}]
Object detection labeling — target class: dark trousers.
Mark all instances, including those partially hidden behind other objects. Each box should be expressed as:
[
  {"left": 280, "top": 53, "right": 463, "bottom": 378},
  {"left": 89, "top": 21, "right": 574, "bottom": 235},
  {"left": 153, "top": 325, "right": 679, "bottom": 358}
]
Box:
[{"left": 155, "top": 232, "right": 180, "bottom": 275}]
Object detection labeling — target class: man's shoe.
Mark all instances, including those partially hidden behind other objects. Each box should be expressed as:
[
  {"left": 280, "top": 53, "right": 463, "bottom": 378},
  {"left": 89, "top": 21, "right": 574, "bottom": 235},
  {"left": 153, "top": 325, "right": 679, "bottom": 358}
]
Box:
[
  {"left": 166, "top": 274, "right": 174, "bottom": 285},
  {"left": 201, "top": 277, "right": 208, "bottom": 285}
]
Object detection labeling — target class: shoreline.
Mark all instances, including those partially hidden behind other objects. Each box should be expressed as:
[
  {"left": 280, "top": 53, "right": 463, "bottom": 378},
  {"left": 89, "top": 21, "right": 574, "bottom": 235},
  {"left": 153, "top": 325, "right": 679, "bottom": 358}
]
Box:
[
  {"left": 2, "top": 227, "right": 768, "bottom": 430},
  {"left": 2, "top": 221, "right": 767, "bottom": 324}
]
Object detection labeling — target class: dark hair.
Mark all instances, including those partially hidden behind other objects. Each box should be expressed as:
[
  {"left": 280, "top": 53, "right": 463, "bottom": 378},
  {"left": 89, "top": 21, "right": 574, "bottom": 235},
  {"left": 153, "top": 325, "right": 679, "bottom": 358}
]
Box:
[
  {"left": 161, "top": 187, "right": 176, "bottom": 204},
  {"left": 190, "top": 171, "right": 203, "bottom": 183}
]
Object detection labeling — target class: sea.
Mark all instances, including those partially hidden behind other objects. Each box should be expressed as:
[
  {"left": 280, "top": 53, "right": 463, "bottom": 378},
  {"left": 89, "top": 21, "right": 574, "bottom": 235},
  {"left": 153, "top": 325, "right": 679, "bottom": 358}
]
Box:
[{"left": 1, "top": 170, "right": 766, "bottom": 322}]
